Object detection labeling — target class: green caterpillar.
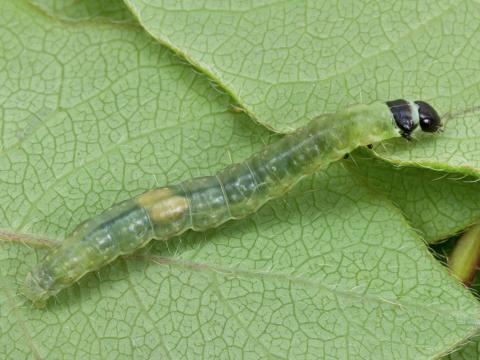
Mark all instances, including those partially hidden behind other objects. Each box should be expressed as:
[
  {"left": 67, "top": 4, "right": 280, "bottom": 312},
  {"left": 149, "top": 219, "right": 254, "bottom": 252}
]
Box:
[{"left": 24, "top": 99, "right": 442, "bottom": 307}]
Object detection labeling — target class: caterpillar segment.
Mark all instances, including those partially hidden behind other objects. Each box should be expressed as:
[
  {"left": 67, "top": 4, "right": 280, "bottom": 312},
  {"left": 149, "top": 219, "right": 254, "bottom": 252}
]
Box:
[{"left": 24, "top": 100, "right": 441, "bottom": 306}]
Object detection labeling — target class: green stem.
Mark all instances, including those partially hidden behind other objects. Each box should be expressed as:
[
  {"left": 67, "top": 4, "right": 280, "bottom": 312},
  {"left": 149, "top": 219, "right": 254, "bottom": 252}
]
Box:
[{"left": 448, "top": 224, "right": 480, "bottom": 286}]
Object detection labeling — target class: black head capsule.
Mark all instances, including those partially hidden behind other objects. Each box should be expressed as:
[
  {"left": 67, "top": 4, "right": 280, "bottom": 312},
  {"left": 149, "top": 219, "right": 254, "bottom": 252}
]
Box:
[
  {"left": 415, "top": 100, "right": 442, "bottom": 133},
  {"left": 386, "top": 99, "right": 442, "bottom": 140}
]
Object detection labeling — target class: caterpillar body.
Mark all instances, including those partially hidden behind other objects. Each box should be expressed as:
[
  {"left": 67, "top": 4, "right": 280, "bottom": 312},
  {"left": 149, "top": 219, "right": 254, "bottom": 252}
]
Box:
[{"left": 24, "top": 99, "right": 442, "bottom": 306}]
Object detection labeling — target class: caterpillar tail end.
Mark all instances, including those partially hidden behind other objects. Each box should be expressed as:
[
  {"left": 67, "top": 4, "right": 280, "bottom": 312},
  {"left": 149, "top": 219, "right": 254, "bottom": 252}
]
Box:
[
  {"left": 22, "top": 199, "right": 156, "bottom": 307},
  {"left": 23, "top": 267, "right": 57, "bottom": 308}
]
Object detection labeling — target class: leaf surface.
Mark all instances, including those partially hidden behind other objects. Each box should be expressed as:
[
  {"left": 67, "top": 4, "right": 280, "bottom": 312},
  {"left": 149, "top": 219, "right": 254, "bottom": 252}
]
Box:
[
  {"left": 124, "top": 0, "right": 480, "bottom": 133},
  {"left": 30, "top": 0, "right": 133, "bottom": 22},
  {"left": 122, "top": 0, "right": 480, "bottom": 244},
  {"left": 1, "top": 2, "right": 480, "bottom": 359},
  {"left": 347, "top": 150, "right": 480, "bottom": 242}
]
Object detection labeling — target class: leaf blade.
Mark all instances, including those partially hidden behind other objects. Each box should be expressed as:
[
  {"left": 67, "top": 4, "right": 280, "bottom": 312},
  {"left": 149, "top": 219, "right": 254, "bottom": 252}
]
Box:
[{"left": 1, "top": 1, "right": 480, "bottom": 359}]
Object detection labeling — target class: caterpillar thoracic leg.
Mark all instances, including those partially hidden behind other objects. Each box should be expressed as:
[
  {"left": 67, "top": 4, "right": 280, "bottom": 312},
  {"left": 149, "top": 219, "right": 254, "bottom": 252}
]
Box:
[{"left": 23, "top": 99, "right": 442, "bottom": 307}]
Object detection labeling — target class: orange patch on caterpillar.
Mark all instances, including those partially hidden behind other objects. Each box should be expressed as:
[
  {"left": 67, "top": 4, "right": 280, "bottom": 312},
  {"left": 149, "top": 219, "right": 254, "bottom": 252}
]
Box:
[
  {"left": 137, "top": 189, "right": 189, "bottom": 223},
  {"left": 136, "top": 187, "right": 174, "bottom": 207}
]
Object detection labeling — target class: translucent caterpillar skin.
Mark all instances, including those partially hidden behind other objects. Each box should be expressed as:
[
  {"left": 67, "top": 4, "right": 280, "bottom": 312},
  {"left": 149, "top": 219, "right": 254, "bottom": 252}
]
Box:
[{"left": 24, "top": 100, "right": 441, "bottom": 306}]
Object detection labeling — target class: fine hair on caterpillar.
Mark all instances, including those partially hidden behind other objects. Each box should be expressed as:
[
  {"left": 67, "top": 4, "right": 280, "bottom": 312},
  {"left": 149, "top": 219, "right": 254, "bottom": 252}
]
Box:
[{"left": 23, "top": 99, "right": 442, "bottom": 307}]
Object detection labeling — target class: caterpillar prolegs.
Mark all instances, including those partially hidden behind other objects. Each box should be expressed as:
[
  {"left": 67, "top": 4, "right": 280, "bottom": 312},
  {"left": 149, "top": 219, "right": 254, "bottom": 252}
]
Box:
[{"left": 24, "top": 99, "right": 442, "bottom": 306}]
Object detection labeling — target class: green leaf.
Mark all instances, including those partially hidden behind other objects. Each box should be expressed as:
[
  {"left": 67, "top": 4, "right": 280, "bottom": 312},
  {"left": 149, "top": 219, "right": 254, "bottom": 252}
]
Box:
[
  {"left": 347, "top": 149, "right": 480, "bottom": 242},
  {"left": 123, "top": 0, "right": 480, "bottom": 244},
  {"left": 125, "top": 0, "right": 480, "bottom": 248},
  {"left": 443, "top": 341, "right": 480, "bottom": 360},
  {"left": 123, "top": 0, "right": 480, "bottom": 133},
  {"left": 1, "top": 1, "right": 480, "bottom": 359},
  {"left": 30, "top": 0, "right": 134, "bottom": 22}
]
